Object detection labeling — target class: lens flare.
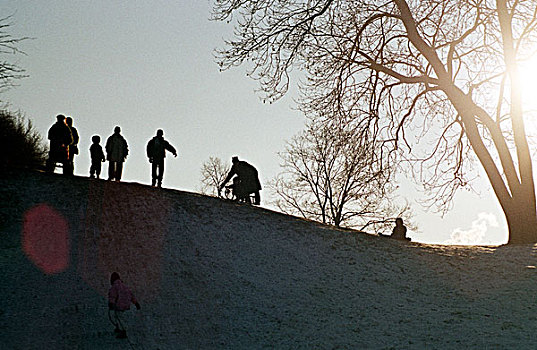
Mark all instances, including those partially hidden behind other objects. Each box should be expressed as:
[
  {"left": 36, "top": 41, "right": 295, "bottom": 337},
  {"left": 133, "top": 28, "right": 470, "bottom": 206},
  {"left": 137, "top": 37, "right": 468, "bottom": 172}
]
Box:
[{"left": 22, "top": 204, "right": 70, "bottom": 274}]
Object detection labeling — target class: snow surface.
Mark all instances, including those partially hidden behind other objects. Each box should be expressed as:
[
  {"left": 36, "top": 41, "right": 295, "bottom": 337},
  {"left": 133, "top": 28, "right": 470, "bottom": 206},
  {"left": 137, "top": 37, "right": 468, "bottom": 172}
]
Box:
[{"left": 2, "top": 169, "right": 537, "bottom": 349}]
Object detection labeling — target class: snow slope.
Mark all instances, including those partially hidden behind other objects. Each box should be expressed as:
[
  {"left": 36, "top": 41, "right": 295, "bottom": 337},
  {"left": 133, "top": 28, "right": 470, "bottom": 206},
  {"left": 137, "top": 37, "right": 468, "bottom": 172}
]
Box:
[{"left": 1, "top": 169, "right": 537, "bottom": 349}]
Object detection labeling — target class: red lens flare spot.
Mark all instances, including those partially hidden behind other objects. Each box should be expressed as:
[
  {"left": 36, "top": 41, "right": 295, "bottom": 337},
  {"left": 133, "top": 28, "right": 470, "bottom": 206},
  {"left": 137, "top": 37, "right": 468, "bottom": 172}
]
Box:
[{"left": 23, "top": 204, "right": 70, "bottom": 274}]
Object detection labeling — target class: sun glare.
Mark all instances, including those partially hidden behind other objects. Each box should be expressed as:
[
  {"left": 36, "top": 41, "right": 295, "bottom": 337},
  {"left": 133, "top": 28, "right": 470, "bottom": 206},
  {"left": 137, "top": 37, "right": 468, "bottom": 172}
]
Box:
[{"left": 519, "top": 56, "right": 537, "bottom": 114}]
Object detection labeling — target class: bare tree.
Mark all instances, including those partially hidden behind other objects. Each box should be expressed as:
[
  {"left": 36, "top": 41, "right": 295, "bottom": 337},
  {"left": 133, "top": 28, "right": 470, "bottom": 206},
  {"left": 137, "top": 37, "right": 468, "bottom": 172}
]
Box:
[
  {"left": 199, "top": 157, "right": 230, "bottom": 196},
  {"left": 271, "top": 117, "right": 412, "bottom": 233},
  {"left": 0, "top": 15, "right": 28, "bottom": 95},
  {"left": 213, "top": 0, "right": 537, "bottom": 243}
]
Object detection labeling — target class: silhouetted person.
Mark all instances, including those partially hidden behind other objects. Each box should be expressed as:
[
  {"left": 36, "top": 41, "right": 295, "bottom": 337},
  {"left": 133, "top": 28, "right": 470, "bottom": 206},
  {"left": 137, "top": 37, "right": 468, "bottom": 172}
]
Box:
[
  {"left": 391, "top": 217, "right": 411, "bottom": 241},
  {"left": 106, "top": 126, "right": 129, "bottom": 181},
  {"left": 65, "top": 116, "right": 79, "bottom": 175},
  {"left": 108, "top": 272, "right": 140, "bottom": 339},
  {"left": 224, "top": 176, "right": 242, "bottom": 201},
  {"left": 46, "top": 114, "right": 73, "bottom": 173},
  {"left": 146, "top": 129, "right": 177, "bottom": 187},
  {"left": 219, "top": 156, "right": 262, "bottom": 205},
  {"left": 89, "top": 135, "right": 105, "bottom": 179}
]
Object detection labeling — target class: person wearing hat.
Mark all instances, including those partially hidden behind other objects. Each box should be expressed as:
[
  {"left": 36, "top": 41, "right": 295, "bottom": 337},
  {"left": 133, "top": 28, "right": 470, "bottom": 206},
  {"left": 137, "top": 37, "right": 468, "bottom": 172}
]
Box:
[
  {"left": 146, "top": 129, "right": 177, "bottom": 187},
  {"left": 219, "top": 156, "right": 262, "bottom": 205},
  {"left": 46, "top": 114, "right": 73, "bottom": 173}
]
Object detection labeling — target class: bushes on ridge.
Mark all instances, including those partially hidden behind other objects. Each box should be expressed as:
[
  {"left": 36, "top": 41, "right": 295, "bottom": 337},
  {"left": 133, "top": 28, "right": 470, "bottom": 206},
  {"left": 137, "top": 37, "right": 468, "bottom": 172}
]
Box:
[{"left": 0, "top": 110, "right": 47, "bottom": 171}]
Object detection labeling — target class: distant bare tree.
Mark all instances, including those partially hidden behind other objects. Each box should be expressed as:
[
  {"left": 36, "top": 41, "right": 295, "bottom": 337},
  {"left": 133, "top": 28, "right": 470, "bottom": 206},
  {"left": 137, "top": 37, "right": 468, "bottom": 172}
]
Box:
[
  {"left": 271, "top": 117, "right": 413, "bottom": 233},
  {"left": 199, "top": 157, "right": 230, "bottom": 196},
  {"left": 0, "top": 15, "right": 28, "bottom": 95}
]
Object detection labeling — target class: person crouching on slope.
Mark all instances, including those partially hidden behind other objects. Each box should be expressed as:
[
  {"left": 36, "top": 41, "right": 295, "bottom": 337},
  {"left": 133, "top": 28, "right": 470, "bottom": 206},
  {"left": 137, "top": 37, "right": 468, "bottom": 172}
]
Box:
[
  {"left": 391, "top": 218, "right": 411, "bottom": 241},
  {"left": 108, "top": 272, "right": 141, "bottom": 339}
]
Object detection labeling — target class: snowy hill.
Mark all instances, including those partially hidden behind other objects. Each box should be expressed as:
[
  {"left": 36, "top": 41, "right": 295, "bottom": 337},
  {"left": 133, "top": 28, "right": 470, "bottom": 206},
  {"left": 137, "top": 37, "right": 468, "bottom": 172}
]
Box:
[{"left": 1, "top": 169, "right": 537, "bottom": 349}]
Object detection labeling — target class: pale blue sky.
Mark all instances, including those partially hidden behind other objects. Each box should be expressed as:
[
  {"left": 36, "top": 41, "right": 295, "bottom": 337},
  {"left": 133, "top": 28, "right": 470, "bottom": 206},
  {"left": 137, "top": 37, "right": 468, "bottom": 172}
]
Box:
[{"left": 1, "top": 1, "right": 507, "bottom": 244}]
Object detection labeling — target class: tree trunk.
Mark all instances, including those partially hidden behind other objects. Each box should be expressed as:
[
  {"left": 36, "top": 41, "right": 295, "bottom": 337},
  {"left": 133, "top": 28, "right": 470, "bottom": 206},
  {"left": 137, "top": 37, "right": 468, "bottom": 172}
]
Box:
[
  {"left": 465, "top": 111, "right": 537, "bottom": 244},
  {"left": 504, "top": 189, "right": 537, "bottom": 244},
  {"left": 505, "top": 209, "right": 537, "bottom": 244}
]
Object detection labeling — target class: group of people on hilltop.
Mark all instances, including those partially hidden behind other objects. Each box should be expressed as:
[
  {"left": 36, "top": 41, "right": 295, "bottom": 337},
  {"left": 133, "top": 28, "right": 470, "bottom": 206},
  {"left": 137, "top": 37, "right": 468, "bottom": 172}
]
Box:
[
  {"left": 46, "top": 115, "right": 263, "bottom": 203},
  {"left": 44, "top": 116, "right": 414, "bottom": 238},
  {"left": 47, "top": 115, "right": 178, "bottom": 188}
]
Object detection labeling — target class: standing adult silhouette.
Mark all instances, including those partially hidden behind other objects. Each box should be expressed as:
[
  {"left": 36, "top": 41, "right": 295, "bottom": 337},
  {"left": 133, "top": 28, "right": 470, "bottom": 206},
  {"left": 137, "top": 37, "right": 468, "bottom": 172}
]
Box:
[
  {"left": 64, "top": 116, "right": 79, "bottom": 175},
  {"left": 146, "top": 129, "right": 177, "bottom": 187},
  {"left": 46, "top": 114, "right": 73, "bottom": 174},
  {"left": 105, "top": 126, "right": 129, "bottom": 182}
]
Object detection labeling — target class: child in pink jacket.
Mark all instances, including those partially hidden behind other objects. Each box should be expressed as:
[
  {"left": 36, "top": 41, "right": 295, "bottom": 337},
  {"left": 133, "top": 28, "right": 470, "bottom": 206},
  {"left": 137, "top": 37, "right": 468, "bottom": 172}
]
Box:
[{"left": 108, "top": 272, "right": 140, "bottom": 338}]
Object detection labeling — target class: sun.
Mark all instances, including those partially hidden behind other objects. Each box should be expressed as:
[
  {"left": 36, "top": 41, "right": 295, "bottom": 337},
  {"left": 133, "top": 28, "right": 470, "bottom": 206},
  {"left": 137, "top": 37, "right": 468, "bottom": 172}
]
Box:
[{"left": 518, "top": 55, "right": 537, "bottom": 114}]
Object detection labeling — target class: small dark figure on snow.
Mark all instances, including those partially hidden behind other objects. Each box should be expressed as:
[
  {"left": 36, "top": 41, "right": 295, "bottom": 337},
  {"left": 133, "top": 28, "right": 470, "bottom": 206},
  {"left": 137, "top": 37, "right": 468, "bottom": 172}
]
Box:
[
  {"left": 146, "top": 129, "right": 177, "bottom": 187},
  {"left": 105, "top": 126, "right": 129, "bottom": 181},
  {"left": 64, "top": 116, "right": 79, "bottom": 175},
  {"left": 219, "top": 156, "right": 262, "bottom": 205},
  {"left": 391, "top": 218, "right": 411, "bottom": 241},
  {"left": 89, "top": 135, "right": 105, "bottom": 178},
  {"left": 224, "top": 176, "right": 243, "bottom": 201},
  {"left": 46, "top": 114, "right": 73, "bottom": 173},
  {"left": 108, "top": 272, "right": 140, "bottom": 339}
]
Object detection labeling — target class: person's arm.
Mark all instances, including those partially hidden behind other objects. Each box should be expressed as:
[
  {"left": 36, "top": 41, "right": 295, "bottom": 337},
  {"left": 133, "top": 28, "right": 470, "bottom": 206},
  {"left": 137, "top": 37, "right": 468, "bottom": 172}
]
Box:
[
  {"left": 108, "top": 286, "right": 118, "bottom": 309},
  {"left": 105, "top": 137, "right": 111, "bottom": 155},
  {"left": 165, "top": 142, "right": 177, "bottom": 157},
  {"left": 220, "top": 167, "right": 236, "bottom": 190},
  {"left": 65, "top": 127, "right": 74, "bottom": 146},
  {"left": 123, "top": 138, "right": 129, "bottom": 159},
  {"left": 72, "top": 129, "right": 80, "bottom": 145},
  {"left": 131, "top": 293, "right": 141, "bottom": 310},
  {"left": 146, "top": 139, "right": 153, "bottom": 159}
]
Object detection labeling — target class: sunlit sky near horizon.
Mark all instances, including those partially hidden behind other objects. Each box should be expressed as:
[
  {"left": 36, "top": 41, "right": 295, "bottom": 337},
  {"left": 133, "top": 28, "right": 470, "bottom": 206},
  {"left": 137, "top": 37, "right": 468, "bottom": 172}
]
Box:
[{"left": 2, "top": 1, "right": 509, "bottom": 245}]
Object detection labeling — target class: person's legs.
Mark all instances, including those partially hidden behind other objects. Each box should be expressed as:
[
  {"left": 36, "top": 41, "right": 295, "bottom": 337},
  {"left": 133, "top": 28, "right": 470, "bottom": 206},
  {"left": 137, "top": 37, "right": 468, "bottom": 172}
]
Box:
[
  {"left": 151, "top": 161, "right": 158, "bottom": 186},
  {"left": 254, "top": 191, "right": 261, "bottom": 205},
  {"left": 46, "top": 157, "right": 55, "bottom": 172},
  {"left": 63, "top": 160, "right": 73, "bottom": 175},
  {"left": 113, "top": 310, "right": 127, "bottom": 338},
  {"left": 235, "top": 182, "right": 250, "bottom": 203},
  {"left": 116, "top": 162, "right": 123, "bottom": 181},
  {"left": 64, "top": 152, "right": 74, "bottom": 175},
  {"left": 109, "top": 310, "right": 120, "bottom": 331},
  {"left": 157, "top": 160, "right": 164, "bottom": 187},
  {"left": 108, "top": 161, "right": 115, "bottom": 180},
  {"left": 69, "top": 154, "right": 76, "bottom": 175},
  {"left": 46, "top": 146, "right": 59, "bottom": 172}
]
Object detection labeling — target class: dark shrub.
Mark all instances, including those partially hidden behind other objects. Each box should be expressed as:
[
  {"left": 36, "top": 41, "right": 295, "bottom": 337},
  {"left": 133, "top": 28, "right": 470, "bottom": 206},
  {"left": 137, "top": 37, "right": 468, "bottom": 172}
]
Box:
[{"left": 0, "top": 110, "right": 47, "bottom": 170}]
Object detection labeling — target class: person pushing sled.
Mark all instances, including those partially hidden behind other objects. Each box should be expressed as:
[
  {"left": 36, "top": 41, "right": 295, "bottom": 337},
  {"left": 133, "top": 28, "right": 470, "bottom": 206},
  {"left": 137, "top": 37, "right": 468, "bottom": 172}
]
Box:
[{"left": 219, "top": 156, "right": 262, "bottom": 205}]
